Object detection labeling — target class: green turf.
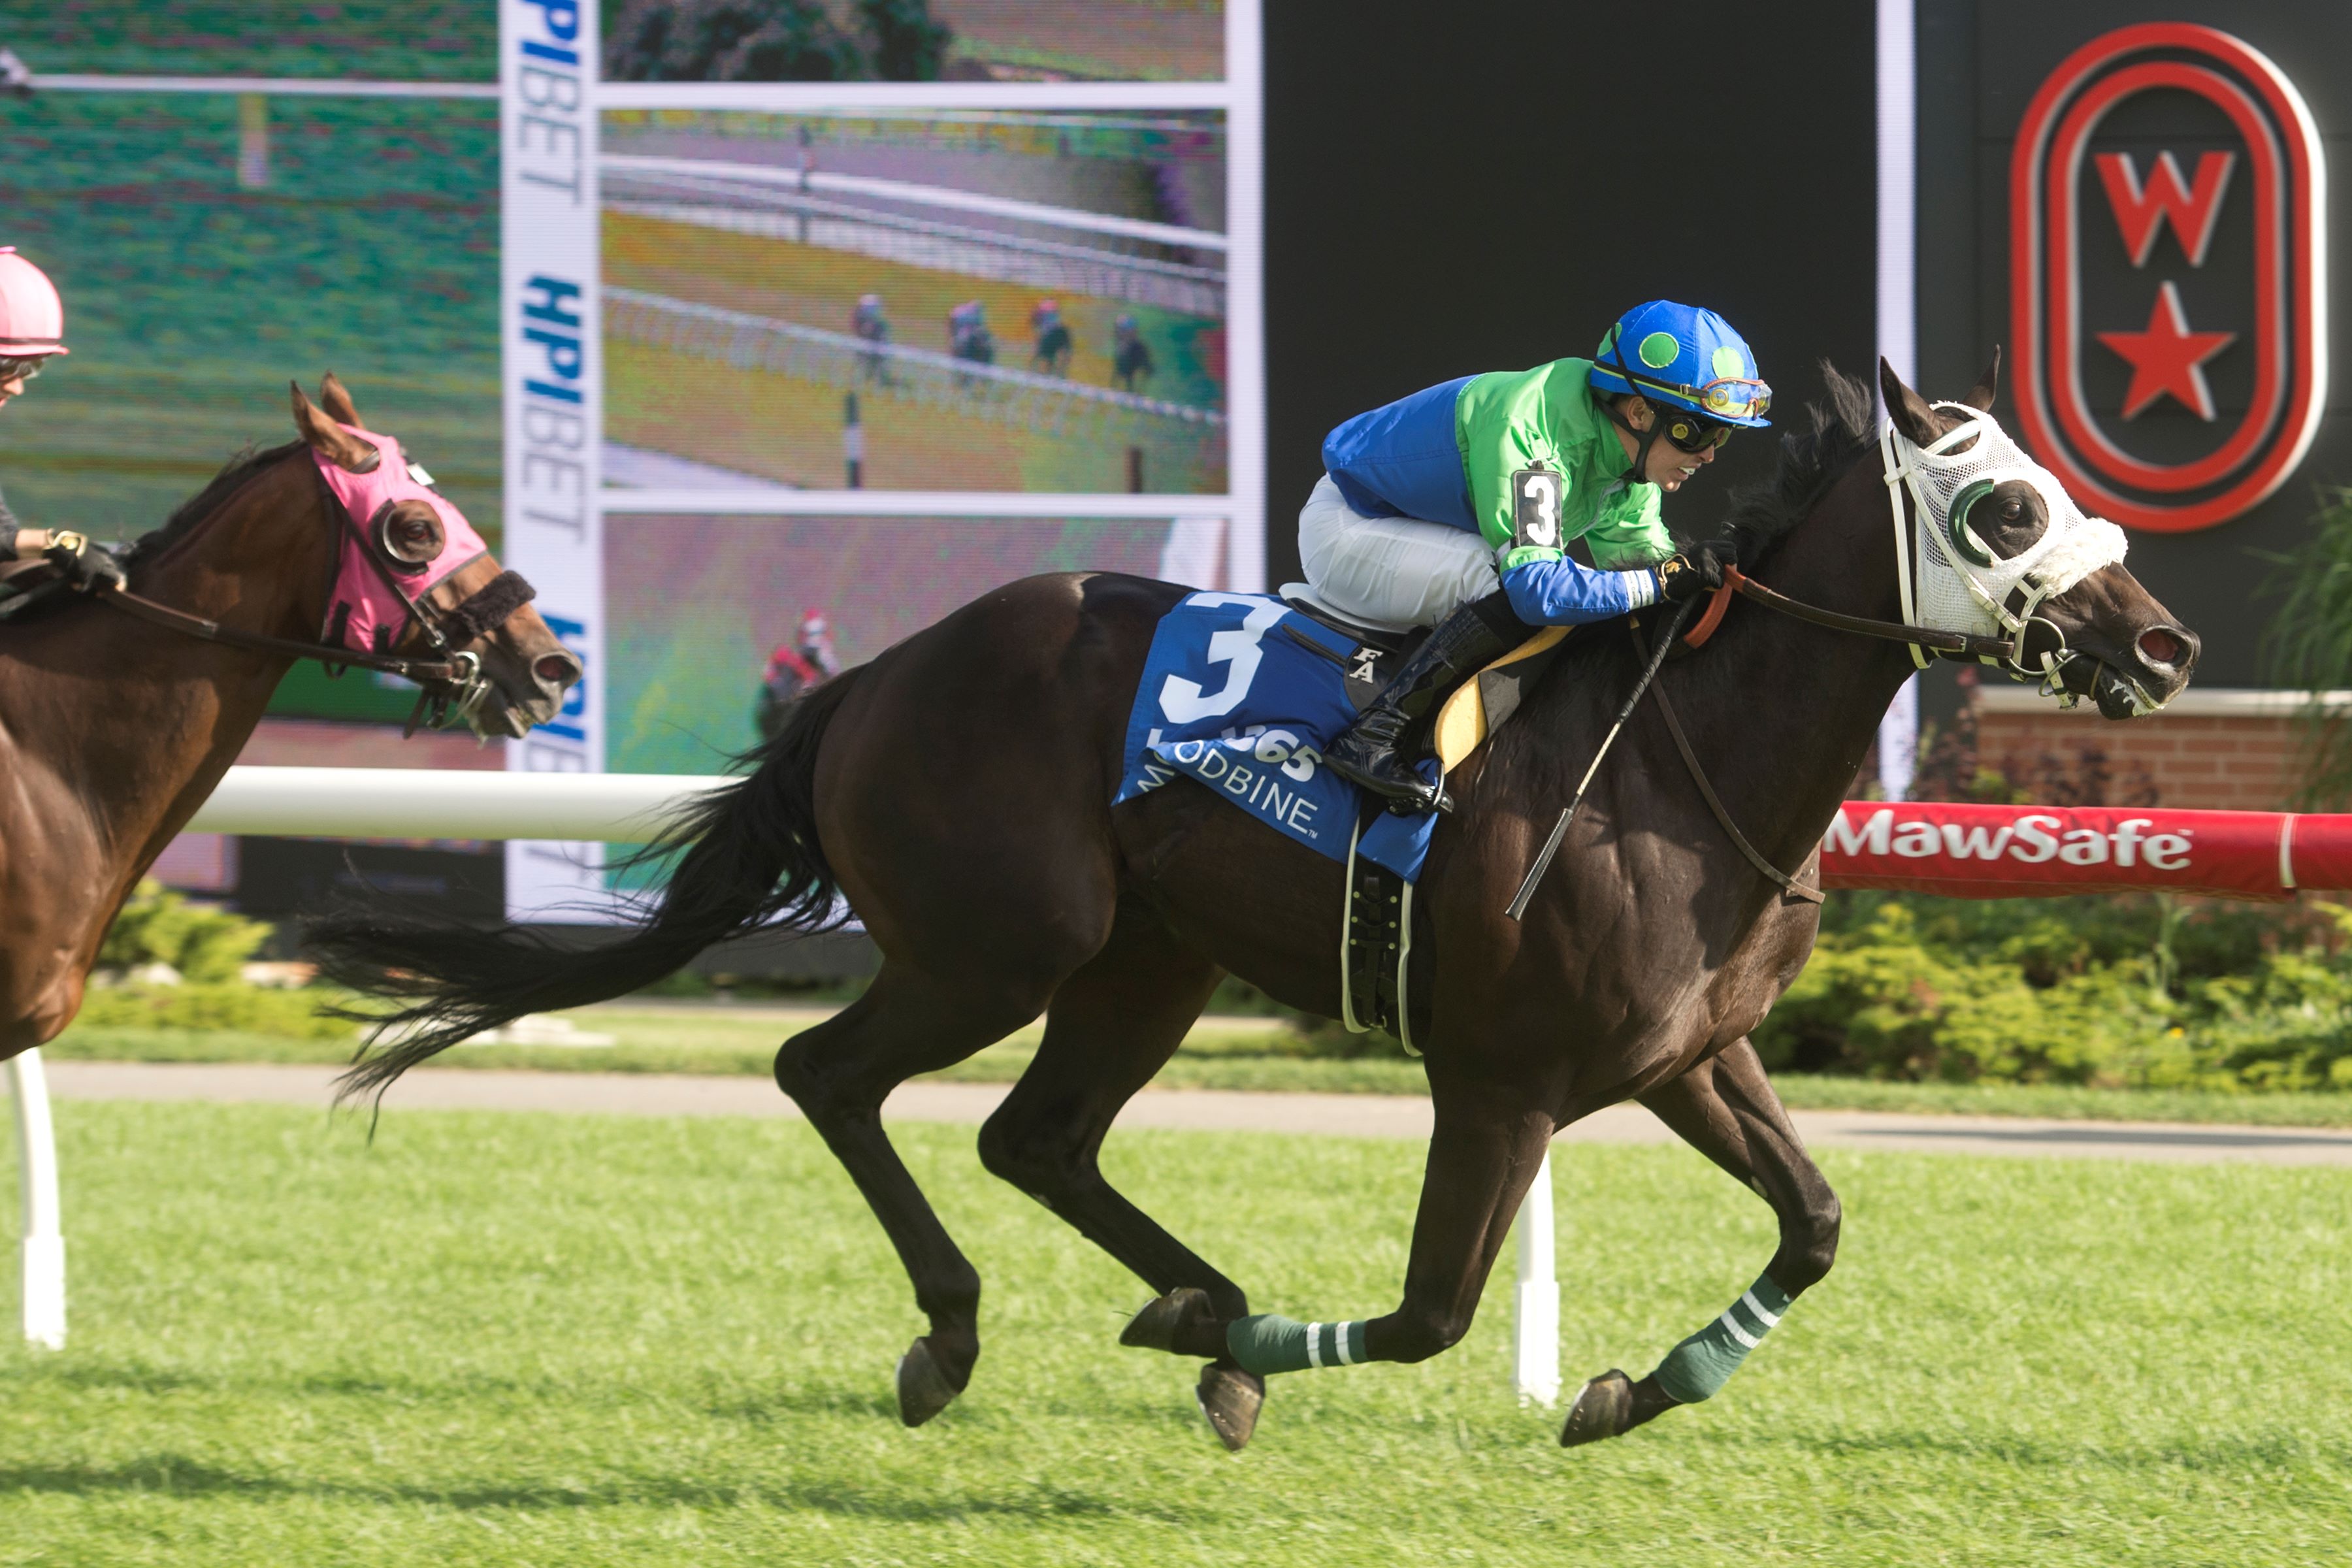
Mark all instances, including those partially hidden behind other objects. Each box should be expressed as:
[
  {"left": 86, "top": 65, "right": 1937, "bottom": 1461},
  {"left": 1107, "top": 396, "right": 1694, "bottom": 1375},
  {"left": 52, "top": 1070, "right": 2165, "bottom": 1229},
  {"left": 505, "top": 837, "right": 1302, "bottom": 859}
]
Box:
[
  {"left": 1, "top": 1100, "right": 2346, "bottom": 1564},
  {"left": 1763, "top": 1074, "right": 2352, "bottom": 1128}
]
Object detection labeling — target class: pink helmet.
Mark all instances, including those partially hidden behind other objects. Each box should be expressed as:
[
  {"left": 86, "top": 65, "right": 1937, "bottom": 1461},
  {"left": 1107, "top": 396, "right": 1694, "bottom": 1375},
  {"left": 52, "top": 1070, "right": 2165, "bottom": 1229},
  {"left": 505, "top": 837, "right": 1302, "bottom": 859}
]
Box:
[{"left": 0, "top": 248, "right": 67, "bottom": 357}]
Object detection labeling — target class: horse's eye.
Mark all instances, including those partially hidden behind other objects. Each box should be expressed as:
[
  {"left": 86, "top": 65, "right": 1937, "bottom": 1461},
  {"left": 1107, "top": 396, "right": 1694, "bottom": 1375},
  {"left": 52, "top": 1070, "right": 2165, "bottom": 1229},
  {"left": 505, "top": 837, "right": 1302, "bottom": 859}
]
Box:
[
  {"left": 376, "top": 500, "right": 446, "bottom": 571},
  {"left": 2000, "top": 498, "right": 2024, "bottom": 521}
]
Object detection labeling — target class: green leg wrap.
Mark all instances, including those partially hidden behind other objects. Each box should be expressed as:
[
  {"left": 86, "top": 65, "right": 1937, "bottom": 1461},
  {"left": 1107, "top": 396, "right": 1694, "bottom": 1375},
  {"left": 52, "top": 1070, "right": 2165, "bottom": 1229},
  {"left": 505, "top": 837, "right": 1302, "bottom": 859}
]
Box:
[
  {"left": 1652, "top": 1272, "right": 1795, "bottom": 1404},
  {"left": 1225, "top": 1315, "right": 1371, "bottom": 1375}
]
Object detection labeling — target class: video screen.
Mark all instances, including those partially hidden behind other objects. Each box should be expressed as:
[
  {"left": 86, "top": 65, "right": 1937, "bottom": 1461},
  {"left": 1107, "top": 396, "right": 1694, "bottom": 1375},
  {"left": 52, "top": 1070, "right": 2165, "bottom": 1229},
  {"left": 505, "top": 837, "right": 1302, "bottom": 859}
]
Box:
[
  {"left": 603, "top": 0, "right": 1226, "bottom": 84},
  {"left": 602, "top": 511, "right": 1228, "bottom": 772},
  {"left": 601, "top": 108, "right": 1229, "bottom": 497}
]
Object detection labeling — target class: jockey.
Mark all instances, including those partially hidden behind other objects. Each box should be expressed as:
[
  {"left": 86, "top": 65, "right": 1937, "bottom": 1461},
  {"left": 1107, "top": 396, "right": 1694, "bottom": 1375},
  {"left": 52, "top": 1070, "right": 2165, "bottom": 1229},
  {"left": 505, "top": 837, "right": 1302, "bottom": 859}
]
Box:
[
  {"left": 1305, "top": 300, "right": 1770, "bottom": 813},
  {"left": 0, "top": 246, "right": 118, "bottom": 591},
  {"left": 755, "top": 609, "right": 843, "bottom": 741},
  {"left": 793, "top": 608, "right": 841, "bottom": 680},
  {"left": 1112, "top": 313, "right": 1154, "bottom": 391},
  {"left": 948, "top": 301, "right": 995, "bottom": 365}
]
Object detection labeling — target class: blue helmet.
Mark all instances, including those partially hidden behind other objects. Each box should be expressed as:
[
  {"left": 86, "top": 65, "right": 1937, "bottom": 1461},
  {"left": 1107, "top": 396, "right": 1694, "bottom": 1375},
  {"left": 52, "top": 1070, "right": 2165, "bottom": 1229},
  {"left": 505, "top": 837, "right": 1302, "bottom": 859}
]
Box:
[{"left": 1588, "top": 301, "right": 1772, "bottom": 427}]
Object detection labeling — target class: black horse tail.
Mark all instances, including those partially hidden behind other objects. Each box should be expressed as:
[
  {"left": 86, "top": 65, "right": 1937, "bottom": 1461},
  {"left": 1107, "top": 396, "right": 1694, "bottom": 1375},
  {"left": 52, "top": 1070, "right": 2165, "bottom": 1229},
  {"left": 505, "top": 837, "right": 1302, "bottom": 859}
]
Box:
[{"left": 308, "top": 668, "right": 862, "bottom": 1105}]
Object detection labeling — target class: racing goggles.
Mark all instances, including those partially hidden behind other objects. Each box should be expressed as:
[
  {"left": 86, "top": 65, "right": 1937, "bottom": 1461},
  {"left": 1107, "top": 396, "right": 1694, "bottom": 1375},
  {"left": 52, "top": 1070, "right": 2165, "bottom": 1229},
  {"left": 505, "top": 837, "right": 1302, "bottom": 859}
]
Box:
[
  {"left": 0, "top": 355, "right": 44, "bottom": 384},
  {"left": 1691, "top": 376, "right": 1771, "bottom": 420},
  {"left": 1658, "top": 412, "right": 1733, "bottom": 453}
]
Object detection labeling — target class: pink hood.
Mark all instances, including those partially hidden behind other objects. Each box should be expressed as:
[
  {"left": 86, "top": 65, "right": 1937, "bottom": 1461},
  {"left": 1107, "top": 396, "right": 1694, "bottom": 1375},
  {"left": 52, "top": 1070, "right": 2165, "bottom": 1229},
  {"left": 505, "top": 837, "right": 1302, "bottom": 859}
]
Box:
[{"left": 312, "top": 425, "right": 488, "bottom": 656}]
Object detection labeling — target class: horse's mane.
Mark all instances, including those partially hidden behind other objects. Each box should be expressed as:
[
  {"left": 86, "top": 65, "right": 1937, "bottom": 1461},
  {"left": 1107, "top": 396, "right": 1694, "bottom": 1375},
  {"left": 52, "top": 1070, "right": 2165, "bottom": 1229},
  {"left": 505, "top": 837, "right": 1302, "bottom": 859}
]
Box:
[
  {"left": 1718, "top": 362, "right": 1876, "bottom": 568},
  {"left": 121, "top": 439, "right": 306, "bottom": 565}
]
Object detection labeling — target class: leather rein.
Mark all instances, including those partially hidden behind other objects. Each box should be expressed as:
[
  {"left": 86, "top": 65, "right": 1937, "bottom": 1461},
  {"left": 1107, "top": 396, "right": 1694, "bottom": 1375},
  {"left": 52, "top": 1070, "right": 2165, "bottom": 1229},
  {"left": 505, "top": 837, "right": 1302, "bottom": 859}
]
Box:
[
  {"left": 1718, "top": 564, "right": 2015, "bottom": 662},
  {"left": 93, "top": 580, "right": 472, "bottom": 683},
  {"left": 1641, "top": 552, "right": 2016, "bottom": 907}
]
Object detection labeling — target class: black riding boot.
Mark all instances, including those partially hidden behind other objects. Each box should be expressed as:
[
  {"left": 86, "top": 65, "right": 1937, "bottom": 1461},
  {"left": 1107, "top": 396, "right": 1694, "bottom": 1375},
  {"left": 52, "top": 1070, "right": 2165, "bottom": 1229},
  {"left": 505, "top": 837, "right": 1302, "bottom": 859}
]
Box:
[{"left": 1322, "top": 591, "right": 1527, "bottom": 814}]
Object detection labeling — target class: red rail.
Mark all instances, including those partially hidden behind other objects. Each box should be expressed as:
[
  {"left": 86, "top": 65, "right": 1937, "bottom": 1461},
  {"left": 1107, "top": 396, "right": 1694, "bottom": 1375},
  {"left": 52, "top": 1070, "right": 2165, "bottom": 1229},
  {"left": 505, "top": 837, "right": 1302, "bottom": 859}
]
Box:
[{"left": 1820, "top": 804, "right": 2352, "bottom": 899}]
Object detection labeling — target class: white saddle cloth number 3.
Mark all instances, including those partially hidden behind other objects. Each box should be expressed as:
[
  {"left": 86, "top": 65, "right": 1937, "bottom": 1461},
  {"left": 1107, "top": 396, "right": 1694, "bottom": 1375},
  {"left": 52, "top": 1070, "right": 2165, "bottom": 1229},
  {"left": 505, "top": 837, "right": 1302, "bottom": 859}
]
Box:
[{"left": 1160, "top": 593, "right": 1284, "bottom": 724}]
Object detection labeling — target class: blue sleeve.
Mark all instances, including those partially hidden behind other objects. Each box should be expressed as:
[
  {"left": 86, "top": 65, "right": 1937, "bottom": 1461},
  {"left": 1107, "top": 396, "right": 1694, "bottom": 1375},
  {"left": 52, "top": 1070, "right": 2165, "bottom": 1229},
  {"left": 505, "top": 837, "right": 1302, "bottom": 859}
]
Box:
[
  {"left": 1501, "top": 555, "right": 1661, "bottom": 626},
  {"left": 1320, "top": 375, "right": 1480, "bottom": 532}
]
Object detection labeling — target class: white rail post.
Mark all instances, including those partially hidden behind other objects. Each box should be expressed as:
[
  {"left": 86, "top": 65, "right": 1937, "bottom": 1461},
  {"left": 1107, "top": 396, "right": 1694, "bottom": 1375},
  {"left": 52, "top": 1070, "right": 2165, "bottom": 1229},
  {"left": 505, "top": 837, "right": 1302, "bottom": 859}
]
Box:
[
  {"left": 1512, "top": 1149, "right": 1559, "bottom": 1406},
  {"left": 8, "top": 1048, "right": 65, "bottom": 1350}
]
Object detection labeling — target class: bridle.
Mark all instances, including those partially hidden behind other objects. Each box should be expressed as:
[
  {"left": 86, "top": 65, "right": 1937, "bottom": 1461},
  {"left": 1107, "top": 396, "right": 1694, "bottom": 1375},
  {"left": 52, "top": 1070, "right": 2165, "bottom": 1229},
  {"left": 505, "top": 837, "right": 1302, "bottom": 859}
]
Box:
[
  {"left": 1688, "top": 407, "right": 2134, "bottom": 707},
  {"left": 1874, "top": 405, "right": 2131, "bottom": 703},
  {"left": 89, "top": 448, "right": 536, "bottom": 731},
  {"left": 1637, "top": 404, "right": 2140, "bottom": 905}
]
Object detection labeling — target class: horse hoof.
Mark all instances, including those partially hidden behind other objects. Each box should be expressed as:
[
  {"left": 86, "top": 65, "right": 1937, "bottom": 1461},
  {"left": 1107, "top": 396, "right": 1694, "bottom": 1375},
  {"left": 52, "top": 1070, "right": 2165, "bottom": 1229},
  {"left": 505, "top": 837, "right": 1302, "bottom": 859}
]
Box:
[
  {"left": 1194, "top": 1360, "right": 1265, "bottom": 1452},
  {"left": 895, "top": 1337, "right": 962, "bottom": 1428},
  {"left": 1120, "top": 1288, "right": 1214, "bottom": 1354},
  {"left": 1558, "top": 1369, "right": 1633, "bottom": 1448}
]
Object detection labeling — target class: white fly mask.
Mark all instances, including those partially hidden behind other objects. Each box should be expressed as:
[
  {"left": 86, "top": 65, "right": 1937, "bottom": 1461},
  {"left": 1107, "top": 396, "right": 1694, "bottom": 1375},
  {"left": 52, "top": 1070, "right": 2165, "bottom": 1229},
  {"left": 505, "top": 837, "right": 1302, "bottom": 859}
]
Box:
[{"left": 1882, "top": 402, "right": 2134, "bottom": 705}]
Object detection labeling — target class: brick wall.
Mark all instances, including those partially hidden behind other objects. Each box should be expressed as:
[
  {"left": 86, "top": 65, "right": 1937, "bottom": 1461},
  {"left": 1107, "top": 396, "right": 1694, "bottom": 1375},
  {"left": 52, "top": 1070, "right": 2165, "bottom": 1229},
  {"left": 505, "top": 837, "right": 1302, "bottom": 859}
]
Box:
[{"left": 1966, "top": 688, "right": 2335, "bottom": 810}]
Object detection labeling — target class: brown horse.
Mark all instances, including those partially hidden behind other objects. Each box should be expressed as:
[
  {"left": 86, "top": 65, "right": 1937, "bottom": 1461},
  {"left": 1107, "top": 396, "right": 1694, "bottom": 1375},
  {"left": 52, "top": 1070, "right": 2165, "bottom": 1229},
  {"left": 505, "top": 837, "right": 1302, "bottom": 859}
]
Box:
[
  {"left": 311, "top": 361, "right": 2198, "bottom": 1452},
  {"left": 0, "top": 375, "right": 580, "bottom": 1058}
]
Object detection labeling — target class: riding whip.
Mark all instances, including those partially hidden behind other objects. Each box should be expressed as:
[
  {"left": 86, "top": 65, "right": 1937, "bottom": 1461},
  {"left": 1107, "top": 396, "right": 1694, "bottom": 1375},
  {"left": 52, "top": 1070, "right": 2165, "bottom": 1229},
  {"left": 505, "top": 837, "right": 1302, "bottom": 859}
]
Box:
[{"left": 1504, "top": 593, "right": 1701, "bottom": 921}]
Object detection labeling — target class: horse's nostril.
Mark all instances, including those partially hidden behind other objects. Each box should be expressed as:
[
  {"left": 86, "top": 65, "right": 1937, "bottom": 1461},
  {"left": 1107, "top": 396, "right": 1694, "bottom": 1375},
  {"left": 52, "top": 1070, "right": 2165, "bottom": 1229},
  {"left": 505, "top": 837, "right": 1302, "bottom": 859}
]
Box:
[
  {"left": 534, "top": 653, "right": 581, "bottom": 685},
  {"left": 2136, "top": 627, "right": 2185, "bottom": 668}
]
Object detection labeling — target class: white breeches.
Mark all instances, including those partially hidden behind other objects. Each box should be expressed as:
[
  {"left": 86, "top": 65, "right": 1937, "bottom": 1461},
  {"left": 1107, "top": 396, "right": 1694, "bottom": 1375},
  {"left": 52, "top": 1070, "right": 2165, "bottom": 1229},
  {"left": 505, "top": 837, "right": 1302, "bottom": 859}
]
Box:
[{"left": 1296, "top": 474, "right": 1500, "bottom": 632}]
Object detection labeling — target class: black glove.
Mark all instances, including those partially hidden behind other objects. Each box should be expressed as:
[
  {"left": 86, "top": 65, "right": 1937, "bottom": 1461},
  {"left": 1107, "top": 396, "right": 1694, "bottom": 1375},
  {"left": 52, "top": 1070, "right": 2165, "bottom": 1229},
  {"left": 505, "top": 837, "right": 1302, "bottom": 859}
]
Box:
[
  {"left": 1656, "top": 540, "right": 1733, "bottom": 604},
  {"left": 44, "top": 531, "right": 126, "bottom": 593}
]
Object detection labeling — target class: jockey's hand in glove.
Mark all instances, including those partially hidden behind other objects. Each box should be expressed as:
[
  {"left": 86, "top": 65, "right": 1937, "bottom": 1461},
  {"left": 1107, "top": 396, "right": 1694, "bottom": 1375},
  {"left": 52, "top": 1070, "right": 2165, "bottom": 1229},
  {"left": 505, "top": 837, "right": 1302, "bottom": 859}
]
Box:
[
  {"left": 42, "top": 530, "right": 126, "bottom": 593},
  {"left": 1656, "top": 540, "right": 1734, "bottom": 604}
]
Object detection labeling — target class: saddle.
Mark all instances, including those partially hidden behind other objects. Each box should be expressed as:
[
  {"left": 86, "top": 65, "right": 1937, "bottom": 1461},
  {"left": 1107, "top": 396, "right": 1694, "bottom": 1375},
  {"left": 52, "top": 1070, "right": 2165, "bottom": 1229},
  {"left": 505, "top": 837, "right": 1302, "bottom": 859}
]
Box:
[
  {"left": 1278, "top": 587, "right": 1583, "bottom": 1056},
  {"left": 1277, "top": 584, "right": 1428, "bottom": 708}
]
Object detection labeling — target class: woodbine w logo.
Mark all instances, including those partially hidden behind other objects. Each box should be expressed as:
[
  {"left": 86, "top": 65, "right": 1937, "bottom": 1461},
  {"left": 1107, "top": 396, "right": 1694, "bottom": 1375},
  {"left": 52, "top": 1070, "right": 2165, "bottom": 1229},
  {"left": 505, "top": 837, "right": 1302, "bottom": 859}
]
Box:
[{"left": 2010, "top": 24, "right": 2327, "bottom": 534}]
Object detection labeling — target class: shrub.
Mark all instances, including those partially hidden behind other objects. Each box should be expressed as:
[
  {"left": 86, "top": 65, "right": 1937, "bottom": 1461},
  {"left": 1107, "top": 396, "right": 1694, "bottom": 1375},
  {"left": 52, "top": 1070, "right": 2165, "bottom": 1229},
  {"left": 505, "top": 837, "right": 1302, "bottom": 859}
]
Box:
[
  {"left": 97, "top": 879, "right": 270, "bottom": 983},
  {"left": 604, "top": 0, "right": 950, "bottom": 82},
  {"left": 1757, "top": 893, "right": 2352, "bottom": 1092},
  {"left": 2259, "top": 485, "right": 2352, "bottom": 808},
  {"left": 73, "top": 983, "right": 357, "bottom": 1040}
]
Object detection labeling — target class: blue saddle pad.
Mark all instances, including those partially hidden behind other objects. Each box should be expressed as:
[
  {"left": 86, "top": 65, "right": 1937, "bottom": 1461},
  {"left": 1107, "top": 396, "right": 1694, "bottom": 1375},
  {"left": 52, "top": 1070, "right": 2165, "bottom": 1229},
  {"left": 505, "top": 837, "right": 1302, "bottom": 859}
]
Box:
[{"left": 1113, "top": 591, "right": 1437, "bottom": 882}]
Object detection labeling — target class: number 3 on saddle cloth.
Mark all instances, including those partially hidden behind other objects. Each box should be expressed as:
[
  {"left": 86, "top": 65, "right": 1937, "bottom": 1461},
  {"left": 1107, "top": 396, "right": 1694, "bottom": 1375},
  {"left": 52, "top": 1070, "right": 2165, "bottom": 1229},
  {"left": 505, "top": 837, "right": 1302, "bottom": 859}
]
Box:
[{"left": 1113, "top": 591, "right": 1572, "bottom": 1053}]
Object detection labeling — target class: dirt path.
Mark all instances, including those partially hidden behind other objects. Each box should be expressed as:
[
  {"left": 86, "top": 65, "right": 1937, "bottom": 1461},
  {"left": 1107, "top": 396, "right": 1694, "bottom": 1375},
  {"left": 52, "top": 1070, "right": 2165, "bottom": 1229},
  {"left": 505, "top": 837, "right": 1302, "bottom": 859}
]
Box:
[{"left": 22, "top": 1060, "right": 2352, "bottom": 1167}]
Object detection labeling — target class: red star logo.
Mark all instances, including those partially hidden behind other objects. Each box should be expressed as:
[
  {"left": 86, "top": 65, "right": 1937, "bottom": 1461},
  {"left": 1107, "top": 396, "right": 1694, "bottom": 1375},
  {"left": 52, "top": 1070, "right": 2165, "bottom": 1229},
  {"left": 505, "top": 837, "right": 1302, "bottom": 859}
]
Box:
[{"left": 2096, "top": 281, "right": 2236, "bottom": 421}]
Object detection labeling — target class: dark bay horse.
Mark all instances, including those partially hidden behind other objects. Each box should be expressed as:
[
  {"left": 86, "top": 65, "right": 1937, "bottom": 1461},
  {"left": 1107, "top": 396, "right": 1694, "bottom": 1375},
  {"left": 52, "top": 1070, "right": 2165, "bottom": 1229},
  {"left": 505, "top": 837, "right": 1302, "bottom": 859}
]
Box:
[
  {"left": 0, "top": 376, "right": 580, "bottom": 1058},
  {"left": 312, "top": 361, "right": 2198, "bottom": 1451}
]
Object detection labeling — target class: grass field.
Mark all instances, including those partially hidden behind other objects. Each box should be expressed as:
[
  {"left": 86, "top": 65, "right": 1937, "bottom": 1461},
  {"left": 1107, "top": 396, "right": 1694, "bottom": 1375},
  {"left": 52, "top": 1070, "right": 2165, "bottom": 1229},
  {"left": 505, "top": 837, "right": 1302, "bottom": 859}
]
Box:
[{"left": 2, "top": 1100, "right": 2347, "bottom": 1565}]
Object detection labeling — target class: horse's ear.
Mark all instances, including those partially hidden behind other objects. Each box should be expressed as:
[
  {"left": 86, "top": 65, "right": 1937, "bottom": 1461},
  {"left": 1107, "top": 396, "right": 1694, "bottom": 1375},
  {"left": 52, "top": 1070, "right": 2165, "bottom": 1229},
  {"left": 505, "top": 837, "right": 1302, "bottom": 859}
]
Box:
[
  {"left": 290, "top": 381, "right": 381, "bottom": 473},
  {"left": 318, "top": 370, "right": 362, "bottom": 429},
  {"left": 1878, "top": 358, "right": 1940, "bottom": 446},
  {"left": 1961, "top": 346, "right": 2001, "bottom": 412}
]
